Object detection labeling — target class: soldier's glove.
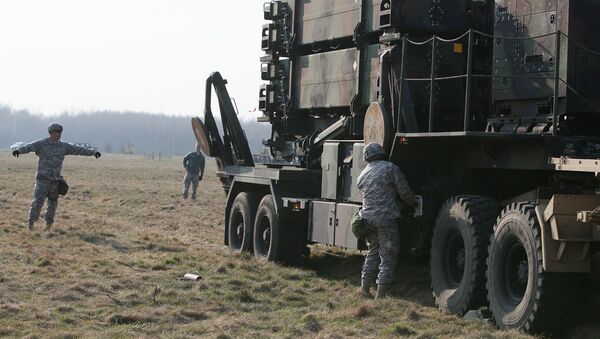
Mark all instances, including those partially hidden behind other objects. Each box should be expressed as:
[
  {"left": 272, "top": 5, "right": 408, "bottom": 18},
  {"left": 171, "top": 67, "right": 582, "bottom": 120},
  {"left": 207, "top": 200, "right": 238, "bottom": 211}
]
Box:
[
  {"left": 12, "top": 150, "right": 20, "bottom": 158},
  {"left": 94, "top": 152, "right": 102, "bottom": 159}
]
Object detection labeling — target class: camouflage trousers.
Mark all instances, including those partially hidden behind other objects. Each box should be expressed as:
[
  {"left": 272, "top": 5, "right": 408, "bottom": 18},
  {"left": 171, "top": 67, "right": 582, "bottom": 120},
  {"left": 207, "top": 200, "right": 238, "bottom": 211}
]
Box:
[
  {"left": 361, "top": 219, "right": 400, "bottom": 285},
  {"left": 29, "top": 179, "right": 60, "bottom": 224},
  {"left": 182, "top": 172, "right": 199, "bottom": 199}
]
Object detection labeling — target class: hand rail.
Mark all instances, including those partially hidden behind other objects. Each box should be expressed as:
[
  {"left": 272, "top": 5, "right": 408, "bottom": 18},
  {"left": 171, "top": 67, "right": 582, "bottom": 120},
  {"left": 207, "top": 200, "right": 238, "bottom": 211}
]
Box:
[
  {"left": 464, "top": 29, "right": 474, "bottom": 132},
  {"left": 552, "top": 30, "right": 561, "bottom": 135},
  {"left": 393, "top": 29, "right": 600, "bottom": 134}
]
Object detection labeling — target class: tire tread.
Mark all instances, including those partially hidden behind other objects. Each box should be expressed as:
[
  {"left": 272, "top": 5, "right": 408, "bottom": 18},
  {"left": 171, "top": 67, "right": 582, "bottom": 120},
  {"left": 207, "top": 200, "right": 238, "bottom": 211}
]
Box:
[
  {"left": 487, "top": 202, "right": 579, "bottom": 334},
  {"left": 431, "top": 195, "right": 498, "bottom": 314}
]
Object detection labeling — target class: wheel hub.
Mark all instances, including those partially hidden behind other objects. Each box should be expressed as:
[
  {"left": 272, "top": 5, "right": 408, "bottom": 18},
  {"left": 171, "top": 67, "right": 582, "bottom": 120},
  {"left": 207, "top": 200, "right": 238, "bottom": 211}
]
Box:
[
  {"left": 446, "top": 232, "right": 466, "bottom": 286},
  {"left": 255, "top": 215, "right": 272, "bottom": 257},
  {"left": 504, "top": 239, "right": 528, "bottom": 302},
  {"left": 262, "top": 228, "right": 270, "bottom": 242},
  {"left": 516, "top": 260, "right": 528, "bottom": 285},
  {"left": 456, "top": 249, "right": 465, "bottom": 271},
  {"left": 236, "top": 223, "right": 243, "bottom": 238}
]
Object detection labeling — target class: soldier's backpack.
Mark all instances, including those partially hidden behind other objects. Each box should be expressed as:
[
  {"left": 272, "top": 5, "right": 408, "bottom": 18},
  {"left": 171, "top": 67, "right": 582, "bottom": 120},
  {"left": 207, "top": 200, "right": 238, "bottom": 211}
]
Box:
[
  {"left": 351, "top": 210, "right": 370, "bottom": 239},
  {"left": 58, "top": 178, "right": 69, "bottom": 196}
]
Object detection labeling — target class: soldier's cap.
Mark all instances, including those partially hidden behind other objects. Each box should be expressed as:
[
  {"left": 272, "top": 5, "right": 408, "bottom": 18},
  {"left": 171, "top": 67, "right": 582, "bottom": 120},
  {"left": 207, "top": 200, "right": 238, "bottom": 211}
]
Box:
[
  {"left": 47, "top": 122, "right": 63, "bottom": 133},
  {"left": 363, "top": 143, "right": 385, "bottom": 161}
]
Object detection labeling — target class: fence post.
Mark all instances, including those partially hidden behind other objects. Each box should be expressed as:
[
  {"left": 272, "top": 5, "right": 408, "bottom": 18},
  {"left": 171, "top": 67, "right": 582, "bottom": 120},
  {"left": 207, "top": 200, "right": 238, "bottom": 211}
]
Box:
[
  {"left": 464, "top": 29, "right": 473, "bottom": 132},
  {"left": 552, "top": 30, "right": 561, "bottom": 136},
  {"left": 428, "top": 37, "right": 437, "bottom": 132}
]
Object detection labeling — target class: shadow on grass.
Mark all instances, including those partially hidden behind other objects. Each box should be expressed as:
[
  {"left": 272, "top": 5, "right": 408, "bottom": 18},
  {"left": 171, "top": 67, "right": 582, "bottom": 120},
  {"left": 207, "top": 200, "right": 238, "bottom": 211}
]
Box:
[
  {"left": 107, "top": 313, "right": 158, "bottom": 325},
  {"left": 304, "top": 248, "right": 435, "bottom": 307},
  {"left": 563, "top": 275, "right": 600, "bottom": 339},
  {"left": 138, "top": 243, "right": 185, "bottom": 253},
  {"left": 78, "top": 232, "right": 130, "bottom": 252},
  {"left": 76, "top": 232, "right": 185, "bottom": 253},
  {"left": 303, "top": 248, "right": 600, "bottom": 336}
]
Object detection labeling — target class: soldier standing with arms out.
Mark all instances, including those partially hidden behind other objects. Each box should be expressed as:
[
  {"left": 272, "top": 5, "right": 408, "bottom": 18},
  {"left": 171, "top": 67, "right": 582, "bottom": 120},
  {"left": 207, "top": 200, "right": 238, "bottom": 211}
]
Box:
[
  {"left": 357, "top": 143, "right": 416, "bottom": 299},
  {"left": 12, "top": 123, "right": 101, "bottom": 230},
  {"left": 182, "top": 142, "right": 205, "bottom": 200}
]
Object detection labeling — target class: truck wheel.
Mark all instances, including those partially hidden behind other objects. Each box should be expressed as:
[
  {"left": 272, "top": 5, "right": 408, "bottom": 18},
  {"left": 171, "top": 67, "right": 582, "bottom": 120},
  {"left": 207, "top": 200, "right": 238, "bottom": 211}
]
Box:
[
  {"left": 253, "top": 194, "right": 305, "bottom": 264},
  {"left": 486, "top": 202, "right": 578, "bottom": 333},
  {"left": 228, "top": 192, "right": 259, "bottom": 253},
  {"left": 431, "top": 195, "right": 498, "bottom": 315},
  {"left": 253, "top": 194, "right": 286, "bottom": 262}
]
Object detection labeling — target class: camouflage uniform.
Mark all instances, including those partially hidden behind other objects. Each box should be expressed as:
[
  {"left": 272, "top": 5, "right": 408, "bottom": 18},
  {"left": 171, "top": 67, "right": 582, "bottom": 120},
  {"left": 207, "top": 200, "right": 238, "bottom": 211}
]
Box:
[
  {"left": 17, "top": 138, "right": 96, "bottom": 226},
  {"left": 182, "top": 151, "right": 205, "bottom": 199},
  {"left": 357, "top": 143, "right": 415, "bottom": 297}
]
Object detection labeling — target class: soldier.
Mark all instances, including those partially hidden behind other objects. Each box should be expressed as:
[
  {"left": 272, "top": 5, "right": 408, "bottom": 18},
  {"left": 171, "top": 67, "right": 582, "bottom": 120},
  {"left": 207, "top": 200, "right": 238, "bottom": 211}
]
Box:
[
  {"left": 12, "top": 122, "right": 101, "bottom": 230},
  {"left": 357, "top": 143, "right": 416, "bottom": 299},
  {"left": 182, "top": 142, "right": 205, "bottom": 200}
]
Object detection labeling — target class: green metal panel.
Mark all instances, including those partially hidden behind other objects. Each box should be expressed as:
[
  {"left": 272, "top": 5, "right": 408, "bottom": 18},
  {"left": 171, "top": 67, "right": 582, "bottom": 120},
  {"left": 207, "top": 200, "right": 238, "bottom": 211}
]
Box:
[
  {"left": 516, "top": 11, "right": 559, "bottom": 99},
  {"left": 496, "top": 0, "right": 517, "bottom": 16},
  {"left": 515, "top": 0, "right": 557, "bottom": 16},
  {"left": 295, "top": 0, "right": 361, "bottom": 45},
  {"left": 362, "top": 0, "right": 383, "bottom": 34},
  {"left": 321, "top": 142, "right": 340, "bottom": 199},
  {"left": 493, "top": 0, "right": 564, "bottom": 104},
  {"left": 310, "top": 200, "right": 336, "bottom": 245},
  {"left": 397, "top": 0, "right": 470, "bottom": 32},
  {"left": 350, "top": 142, "right": 366, "bottom": 202},
  {"left": 334, "top": 203, "right": 362, "bottom": 249},
  {"left": 294, "top": 48, "right": 359, "bottom": 109}
]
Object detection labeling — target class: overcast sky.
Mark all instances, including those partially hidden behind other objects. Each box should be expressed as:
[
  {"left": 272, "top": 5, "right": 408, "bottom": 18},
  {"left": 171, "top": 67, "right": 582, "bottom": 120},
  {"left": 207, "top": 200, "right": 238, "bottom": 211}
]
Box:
[{"left": 0, "top": 0, "right": 264, "bottom": 119}]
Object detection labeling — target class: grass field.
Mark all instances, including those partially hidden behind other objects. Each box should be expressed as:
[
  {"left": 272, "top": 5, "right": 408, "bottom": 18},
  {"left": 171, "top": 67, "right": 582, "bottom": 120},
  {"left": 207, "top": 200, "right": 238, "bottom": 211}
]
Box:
[{"left": 0, "top": 151, "right": 597, "bottom": 338}]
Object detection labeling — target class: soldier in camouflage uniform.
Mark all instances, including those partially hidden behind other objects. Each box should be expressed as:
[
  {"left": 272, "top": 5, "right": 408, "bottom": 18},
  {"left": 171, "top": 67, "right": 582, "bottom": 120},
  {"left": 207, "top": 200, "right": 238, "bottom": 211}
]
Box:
[
  {"left": 182, "top": 143, "right": 205, "bottom": 200},
  {"left": 12, "top": 123, "right": 101, "bottom": 230},
  {"left": 357, "top": 143, "right": 416, "bottom": 299}
]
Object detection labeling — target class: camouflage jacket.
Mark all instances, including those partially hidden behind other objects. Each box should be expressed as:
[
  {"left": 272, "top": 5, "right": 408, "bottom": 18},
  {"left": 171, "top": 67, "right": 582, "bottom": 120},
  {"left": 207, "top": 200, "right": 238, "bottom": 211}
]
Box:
[
  {"left": 357, "top": 160, "right": 415, "bottom": 224},
  {"left": 18, "top": 138, "right": 95, "bottom": 180},
  {"left": 183, "top": 151, "right": 205, "bottom": 175}
]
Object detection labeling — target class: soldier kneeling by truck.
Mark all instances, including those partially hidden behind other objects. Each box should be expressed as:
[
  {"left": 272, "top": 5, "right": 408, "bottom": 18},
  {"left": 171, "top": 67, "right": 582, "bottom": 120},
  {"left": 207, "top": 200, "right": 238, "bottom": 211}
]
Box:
[{"left": 357, "top": 143, "right": 416, "bottom": 299}]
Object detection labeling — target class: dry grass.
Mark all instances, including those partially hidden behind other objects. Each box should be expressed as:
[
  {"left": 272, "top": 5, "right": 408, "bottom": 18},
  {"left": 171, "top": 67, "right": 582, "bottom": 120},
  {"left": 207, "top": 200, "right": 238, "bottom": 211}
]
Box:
[{"left": 0, "top": 151, "right": 596, "bottom": 338}]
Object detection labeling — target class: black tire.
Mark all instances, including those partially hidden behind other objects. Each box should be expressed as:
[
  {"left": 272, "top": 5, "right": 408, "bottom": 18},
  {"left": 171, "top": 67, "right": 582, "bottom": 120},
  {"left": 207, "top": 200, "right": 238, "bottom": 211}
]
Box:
[
  {"left": 486, "top": 202, "right": 579, "bottom": 333},
  {"left": 228, "top": 192, "right": 259, "bottom": 253},
  {"left": 431, "top": 195, "right": 498, "bottom": 315},
  {"left": 253, "top": 194, "right": 304, "bottom": 264}
]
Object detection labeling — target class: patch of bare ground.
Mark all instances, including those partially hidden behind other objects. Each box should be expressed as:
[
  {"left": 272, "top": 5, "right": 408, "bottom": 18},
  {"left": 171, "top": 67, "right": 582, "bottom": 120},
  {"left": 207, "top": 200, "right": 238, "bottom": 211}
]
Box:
[{"left": 0, "top": 152, "right": 597, "bottom": 338}]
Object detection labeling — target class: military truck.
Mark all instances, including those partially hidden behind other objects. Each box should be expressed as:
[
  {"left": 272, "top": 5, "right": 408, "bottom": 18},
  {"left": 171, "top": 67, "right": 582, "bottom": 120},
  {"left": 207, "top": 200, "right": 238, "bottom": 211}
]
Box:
[{"left": 192, "top": 0, "right": 600, "bottom": 333}]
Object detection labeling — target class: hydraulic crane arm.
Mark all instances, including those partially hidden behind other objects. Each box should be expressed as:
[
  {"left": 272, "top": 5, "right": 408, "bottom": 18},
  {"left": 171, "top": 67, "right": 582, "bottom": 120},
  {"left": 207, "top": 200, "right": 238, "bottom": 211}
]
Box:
[{"left": 192, "top": 72, "right": 255, "bottom": 169}]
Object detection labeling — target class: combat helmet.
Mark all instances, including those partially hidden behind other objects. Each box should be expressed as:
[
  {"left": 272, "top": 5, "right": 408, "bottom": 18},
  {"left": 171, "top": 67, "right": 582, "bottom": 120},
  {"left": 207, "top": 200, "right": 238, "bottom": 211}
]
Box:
[
  {"left": 47, "top": 122, "right": 63, "bottom": 133},
  {"left": 363, "top": 143, "right": 385, "bottom": 162}
]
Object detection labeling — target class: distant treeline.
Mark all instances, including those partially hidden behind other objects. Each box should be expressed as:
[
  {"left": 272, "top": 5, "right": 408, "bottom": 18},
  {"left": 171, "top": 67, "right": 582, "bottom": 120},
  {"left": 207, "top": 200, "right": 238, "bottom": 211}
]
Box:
[{"left": 0, "top": 105, "right": 270, "bottom": 156}]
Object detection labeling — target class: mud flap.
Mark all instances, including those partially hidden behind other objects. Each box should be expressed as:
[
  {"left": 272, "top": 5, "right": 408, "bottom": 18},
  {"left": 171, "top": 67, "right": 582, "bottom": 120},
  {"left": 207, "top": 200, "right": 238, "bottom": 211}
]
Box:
[{"left": 535, "top": 194, "right": 600, "bottom": 272}]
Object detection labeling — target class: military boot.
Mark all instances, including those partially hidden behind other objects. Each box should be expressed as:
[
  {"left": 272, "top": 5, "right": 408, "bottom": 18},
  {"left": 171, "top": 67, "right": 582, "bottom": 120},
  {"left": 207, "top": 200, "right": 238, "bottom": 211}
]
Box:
[
  {"left": 45, "top": 222, "right": 52, "bottom": 230},
  {"left": 375, "top": 284, "right": 392, "bottom": 300},
  {"left": 360, "top": 279, "right": 374, "bottom": 297},
  {"left": 28, "top": 220, "right": 34, "bottom": 230}
]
